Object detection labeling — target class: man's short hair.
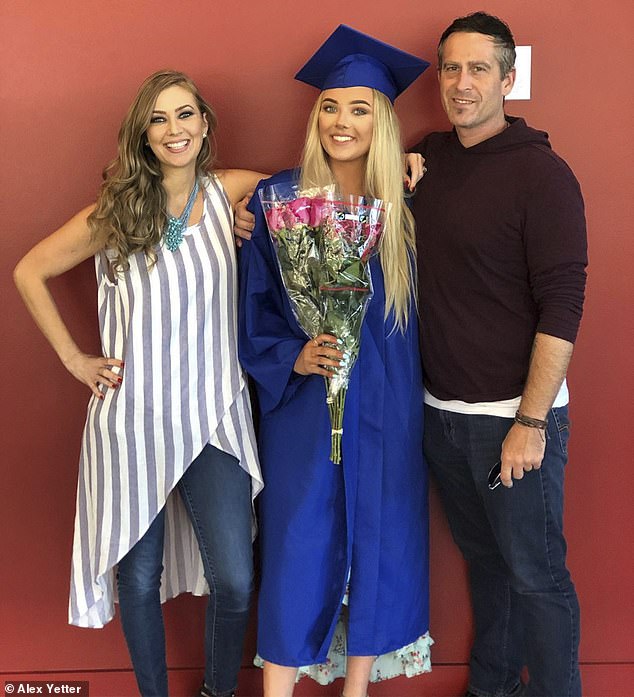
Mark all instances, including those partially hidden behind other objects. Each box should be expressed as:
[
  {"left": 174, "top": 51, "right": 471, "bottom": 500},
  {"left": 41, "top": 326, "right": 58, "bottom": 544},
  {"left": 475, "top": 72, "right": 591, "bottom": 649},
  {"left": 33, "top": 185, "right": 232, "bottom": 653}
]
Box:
[{"left": 437, "top": 11, "right": 516, "bottom": 78}]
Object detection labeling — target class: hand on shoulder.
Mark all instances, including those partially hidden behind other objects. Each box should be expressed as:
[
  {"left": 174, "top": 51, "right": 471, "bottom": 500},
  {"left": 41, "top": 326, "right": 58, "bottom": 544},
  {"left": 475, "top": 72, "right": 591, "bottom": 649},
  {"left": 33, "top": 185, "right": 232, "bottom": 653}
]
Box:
[{"left": 233, "top": 194, "right": 255, "bottom": 246}]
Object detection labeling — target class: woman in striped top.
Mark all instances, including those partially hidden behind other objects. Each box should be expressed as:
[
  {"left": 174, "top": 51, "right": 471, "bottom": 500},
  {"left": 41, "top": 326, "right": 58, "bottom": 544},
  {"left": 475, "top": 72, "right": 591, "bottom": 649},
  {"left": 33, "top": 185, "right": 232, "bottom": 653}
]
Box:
[{"left": 14, "top": 70, "right": 265, "bottom": 697}]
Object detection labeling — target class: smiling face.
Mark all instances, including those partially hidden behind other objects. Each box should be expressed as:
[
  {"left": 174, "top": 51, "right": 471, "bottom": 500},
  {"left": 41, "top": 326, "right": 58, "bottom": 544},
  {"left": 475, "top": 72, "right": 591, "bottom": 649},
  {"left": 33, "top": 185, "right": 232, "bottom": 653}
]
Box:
[
  {"left": 145, "top": 84, "right": 208, "bottom": 174},
  {"left": 438, "top": 31, "right": 515, "bottom": 146},
  {"left": 317, "top": 86, "right": 374, "bottom": 166}
]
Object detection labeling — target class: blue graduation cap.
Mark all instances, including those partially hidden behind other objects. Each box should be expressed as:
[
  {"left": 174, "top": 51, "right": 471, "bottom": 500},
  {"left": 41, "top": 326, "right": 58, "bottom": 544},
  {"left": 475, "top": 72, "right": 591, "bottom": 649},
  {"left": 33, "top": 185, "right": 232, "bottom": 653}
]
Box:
[{"left": 294, "top": 24, "right": 429, "bottom": 103}]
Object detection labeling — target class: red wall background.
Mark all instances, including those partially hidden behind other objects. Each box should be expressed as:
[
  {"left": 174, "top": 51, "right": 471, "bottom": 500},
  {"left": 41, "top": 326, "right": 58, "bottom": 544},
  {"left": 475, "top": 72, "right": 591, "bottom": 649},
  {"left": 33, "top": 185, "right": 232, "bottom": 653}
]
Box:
[{"left": 1, "top": 1, "right": 632, "bottom": 695}]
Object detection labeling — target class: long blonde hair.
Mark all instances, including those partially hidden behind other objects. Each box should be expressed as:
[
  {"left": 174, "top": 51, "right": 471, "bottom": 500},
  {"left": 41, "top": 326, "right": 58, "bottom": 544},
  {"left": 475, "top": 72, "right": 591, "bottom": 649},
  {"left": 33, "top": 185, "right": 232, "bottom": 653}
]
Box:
[
  {"left": 300, "top": 89, "right": 416, "bottom": 331},
  {"left": 87, "top": 70, "right": 218, "bottom": 271}
]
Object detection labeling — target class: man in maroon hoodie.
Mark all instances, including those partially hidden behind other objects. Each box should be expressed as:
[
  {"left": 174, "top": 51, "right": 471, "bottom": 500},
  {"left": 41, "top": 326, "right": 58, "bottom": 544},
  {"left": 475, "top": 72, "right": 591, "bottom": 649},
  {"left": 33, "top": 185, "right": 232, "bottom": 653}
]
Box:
[{"left": 414, "top": 12, "right": 586, "bottom": 697}]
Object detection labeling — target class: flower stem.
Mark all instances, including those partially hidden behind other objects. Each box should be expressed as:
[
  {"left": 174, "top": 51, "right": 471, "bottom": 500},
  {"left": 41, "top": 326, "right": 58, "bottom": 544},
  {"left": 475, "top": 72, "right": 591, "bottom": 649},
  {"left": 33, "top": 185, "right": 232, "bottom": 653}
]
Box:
[{"left": 326, "top": 381, "right": 347, "bottom": 464}]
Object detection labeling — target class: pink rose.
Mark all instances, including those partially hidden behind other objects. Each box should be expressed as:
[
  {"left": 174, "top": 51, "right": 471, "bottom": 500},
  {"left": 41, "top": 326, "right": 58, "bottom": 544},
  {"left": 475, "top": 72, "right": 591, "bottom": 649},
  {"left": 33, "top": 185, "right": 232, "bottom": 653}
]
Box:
[
  {"left": 265, "top": 206, "right": 286, "bottom": 232},
  {"left": 309, "top": 198, "right": 326, "bottom": 227},
  {"left": 287, "top": 197, "right": 311, "bottom": 225}
]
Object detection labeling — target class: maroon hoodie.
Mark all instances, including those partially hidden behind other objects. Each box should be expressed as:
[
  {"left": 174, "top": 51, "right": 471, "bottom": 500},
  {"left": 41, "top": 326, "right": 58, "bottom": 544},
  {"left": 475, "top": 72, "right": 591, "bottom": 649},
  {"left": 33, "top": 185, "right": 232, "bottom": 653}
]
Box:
[{"left": 413, "top": 116, "right": 587, "bottom": 402}]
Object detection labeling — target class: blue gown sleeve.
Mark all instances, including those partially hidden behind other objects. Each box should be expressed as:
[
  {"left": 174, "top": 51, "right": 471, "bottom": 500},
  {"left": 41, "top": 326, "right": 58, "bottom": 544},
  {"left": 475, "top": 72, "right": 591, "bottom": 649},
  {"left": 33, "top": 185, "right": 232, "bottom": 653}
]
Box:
[{"left": 238, "top": 172, "right": 310, "bottom": 414}]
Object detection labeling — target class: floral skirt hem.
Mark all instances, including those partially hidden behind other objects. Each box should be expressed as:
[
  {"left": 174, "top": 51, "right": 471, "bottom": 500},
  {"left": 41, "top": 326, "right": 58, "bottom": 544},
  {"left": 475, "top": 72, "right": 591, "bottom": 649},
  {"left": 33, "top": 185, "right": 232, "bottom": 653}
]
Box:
[{"left": 254, "top": 613, "right": 433, "bottom": 685}]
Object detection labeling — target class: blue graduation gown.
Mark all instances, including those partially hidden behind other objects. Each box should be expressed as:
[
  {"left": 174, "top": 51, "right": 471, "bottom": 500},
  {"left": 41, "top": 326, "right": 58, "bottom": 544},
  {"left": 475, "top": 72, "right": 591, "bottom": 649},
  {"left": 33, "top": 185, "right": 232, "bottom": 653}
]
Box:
[{"left": 238, "top": 170, "right": 429, "bottom": 666}]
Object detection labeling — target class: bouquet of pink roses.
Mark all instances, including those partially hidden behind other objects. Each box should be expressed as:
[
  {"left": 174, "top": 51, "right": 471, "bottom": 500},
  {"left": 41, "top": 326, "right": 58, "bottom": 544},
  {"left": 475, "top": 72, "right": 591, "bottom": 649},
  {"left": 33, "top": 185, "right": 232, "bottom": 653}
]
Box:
[
  {"left": 259, "top": 184, "right": 326, "bottom": 339},
  {"left": 259, "top": 183, "right": 388, "bottom": 464}
]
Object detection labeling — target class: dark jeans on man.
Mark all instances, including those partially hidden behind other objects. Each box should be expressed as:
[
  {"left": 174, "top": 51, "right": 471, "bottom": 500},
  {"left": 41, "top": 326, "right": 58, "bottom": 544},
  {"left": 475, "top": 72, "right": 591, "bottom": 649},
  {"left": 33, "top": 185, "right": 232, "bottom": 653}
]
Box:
[
  {"left": 424, "top": 404, "right": 581, "bottom": 697},
  {"left": 117, "top": 444, "right": 253, "bottom": 697}
]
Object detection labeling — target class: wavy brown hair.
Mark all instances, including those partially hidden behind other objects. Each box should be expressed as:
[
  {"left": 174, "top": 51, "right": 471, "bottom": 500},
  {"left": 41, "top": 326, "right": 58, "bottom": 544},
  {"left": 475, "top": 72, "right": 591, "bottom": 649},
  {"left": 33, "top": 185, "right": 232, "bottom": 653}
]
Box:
[{"left": 87, "top": 70, "right": 218, "bottom": 271}]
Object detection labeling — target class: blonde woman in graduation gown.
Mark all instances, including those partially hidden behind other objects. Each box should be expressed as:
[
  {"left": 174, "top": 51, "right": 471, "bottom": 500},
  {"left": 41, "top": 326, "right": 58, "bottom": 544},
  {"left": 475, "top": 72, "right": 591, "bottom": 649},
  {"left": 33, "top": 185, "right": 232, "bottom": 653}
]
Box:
[{"left": 238, "top": 25, "right": 433, "bottom": 697}]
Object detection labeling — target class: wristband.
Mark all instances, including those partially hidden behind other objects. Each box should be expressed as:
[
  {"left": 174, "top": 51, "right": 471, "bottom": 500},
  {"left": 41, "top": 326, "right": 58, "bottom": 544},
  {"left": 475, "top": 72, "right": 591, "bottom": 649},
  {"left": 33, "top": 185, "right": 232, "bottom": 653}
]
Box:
[{"left": 514, "top": 410, "right": 548, "bottom": 429}]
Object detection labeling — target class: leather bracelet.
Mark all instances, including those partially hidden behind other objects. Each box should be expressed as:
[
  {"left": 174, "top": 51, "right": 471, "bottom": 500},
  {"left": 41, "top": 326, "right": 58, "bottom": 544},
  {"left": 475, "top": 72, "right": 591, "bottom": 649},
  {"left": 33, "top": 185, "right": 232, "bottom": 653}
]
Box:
[{"left": 514, "top": 410, "right": 548, "bottom": 429}]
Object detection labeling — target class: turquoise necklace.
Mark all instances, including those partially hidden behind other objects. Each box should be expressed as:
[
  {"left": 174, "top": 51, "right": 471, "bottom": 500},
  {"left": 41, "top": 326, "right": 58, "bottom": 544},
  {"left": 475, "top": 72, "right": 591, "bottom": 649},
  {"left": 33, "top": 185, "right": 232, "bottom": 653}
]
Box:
[{"left": 164, "top": 179, "right": 200, "bottom": 252}]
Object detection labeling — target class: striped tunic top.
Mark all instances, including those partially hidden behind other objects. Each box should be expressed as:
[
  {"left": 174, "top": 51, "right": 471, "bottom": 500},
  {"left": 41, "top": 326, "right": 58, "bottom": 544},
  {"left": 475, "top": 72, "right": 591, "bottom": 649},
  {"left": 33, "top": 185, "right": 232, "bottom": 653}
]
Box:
[{"left": 69, "top": 175, "right": 263, "bottom": 628}]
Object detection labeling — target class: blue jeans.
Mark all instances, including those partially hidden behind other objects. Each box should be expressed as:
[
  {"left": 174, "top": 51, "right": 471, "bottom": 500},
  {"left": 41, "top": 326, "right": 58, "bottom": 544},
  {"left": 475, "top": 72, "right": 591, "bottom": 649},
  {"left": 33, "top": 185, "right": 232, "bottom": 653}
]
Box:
[
  {"left": 117, "top": 444, "right": 253, "bottom": 697},
  {"left": 424, "top": 405, "right": 581, "bottom": 697}
]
